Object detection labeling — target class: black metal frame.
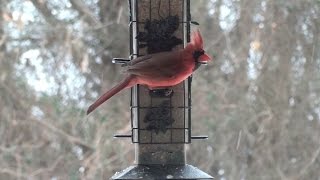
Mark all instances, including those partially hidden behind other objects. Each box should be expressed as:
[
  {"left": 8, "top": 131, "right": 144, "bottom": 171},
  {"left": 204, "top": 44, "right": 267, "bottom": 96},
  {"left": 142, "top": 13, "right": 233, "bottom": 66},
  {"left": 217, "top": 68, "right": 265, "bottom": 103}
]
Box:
[{"left": 113, "top": 0, "right": 208, "bottom": 144}]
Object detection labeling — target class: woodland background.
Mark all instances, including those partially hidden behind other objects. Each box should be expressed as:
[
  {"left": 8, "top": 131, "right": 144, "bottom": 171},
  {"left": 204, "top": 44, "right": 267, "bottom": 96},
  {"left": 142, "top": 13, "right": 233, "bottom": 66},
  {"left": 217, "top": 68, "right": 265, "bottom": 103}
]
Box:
[{"left": 1, "top": 0, "right": 320, "bottom": 179}]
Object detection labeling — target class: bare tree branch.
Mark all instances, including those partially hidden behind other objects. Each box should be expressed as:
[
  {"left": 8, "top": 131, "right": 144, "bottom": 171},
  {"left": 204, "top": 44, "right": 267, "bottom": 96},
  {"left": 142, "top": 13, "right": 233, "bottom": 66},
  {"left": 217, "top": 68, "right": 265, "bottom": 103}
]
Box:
[
  {"left": 298, "top": 144, "right": 320, "bottom": 178},
  {"left": 30, "top": 118, "right": 94, "bottom": 151},
  {"left": 30, "top": 0, "right": 61, "bottom": 26},
  {"left": 0, "top": 169, "right": 29, "bottom": 179},
  {"left": 30, "top": 156, "right": 64, "bottom": 177},
  {"left": 69, "top": 0, "right": 102, "bottom": 26}
]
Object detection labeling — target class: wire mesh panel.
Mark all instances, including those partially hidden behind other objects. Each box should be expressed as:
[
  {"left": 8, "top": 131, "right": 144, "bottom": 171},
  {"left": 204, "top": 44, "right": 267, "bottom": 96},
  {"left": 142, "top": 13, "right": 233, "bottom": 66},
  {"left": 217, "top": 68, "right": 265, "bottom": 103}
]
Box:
[
  {"left": 129, "top": 0, "right": 192, "bottom": 145},
  {"left": 112, "top": 1, "right": 213, "bottom": 178}
]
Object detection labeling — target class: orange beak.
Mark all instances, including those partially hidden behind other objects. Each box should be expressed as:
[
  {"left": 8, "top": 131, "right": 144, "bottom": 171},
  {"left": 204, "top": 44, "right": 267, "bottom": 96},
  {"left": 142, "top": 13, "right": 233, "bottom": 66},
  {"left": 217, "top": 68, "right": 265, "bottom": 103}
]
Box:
[{"left": 197, "top": 53, "right": 211, "bottom": 64}]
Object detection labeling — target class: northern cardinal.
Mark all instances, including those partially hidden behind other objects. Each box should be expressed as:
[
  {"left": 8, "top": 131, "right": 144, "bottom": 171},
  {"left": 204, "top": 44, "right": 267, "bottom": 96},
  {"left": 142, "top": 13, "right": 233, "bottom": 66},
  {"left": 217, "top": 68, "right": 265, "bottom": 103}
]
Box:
[{"left": 87, "top": 30, "right": 211, "bottom": 114}]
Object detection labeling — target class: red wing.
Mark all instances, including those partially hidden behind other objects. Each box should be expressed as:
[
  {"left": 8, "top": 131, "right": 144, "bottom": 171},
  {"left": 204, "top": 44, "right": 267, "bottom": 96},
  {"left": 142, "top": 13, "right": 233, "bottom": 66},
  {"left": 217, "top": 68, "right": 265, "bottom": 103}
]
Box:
[
  {"left": 126, "top": 51, "right": 182, "bottom": 78},
  {"left": 124, "top": 54, "right": 153, "bottom": 66}
]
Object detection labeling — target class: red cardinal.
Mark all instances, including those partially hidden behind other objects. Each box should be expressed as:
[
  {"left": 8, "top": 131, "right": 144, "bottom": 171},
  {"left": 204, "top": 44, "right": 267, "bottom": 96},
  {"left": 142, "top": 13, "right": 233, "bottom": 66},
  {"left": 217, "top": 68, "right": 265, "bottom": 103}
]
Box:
[{"left": 87, "top": 30, "right": 211, "bottom": 114}]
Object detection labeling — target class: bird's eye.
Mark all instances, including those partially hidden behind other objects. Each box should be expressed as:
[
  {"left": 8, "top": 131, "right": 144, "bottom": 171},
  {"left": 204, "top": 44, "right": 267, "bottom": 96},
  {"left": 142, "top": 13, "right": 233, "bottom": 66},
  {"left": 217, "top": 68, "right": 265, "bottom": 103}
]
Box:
[{"left": 193, "top": 50, "right": 205, "bottom": 60}]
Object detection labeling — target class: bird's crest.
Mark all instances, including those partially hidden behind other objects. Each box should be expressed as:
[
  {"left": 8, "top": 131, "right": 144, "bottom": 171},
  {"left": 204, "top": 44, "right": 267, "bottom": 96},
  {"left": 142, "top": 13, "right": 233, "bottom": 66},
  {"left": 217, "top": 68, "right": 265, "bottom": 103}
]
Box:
[{"left": 191, "top": 30, "right": 203, "bottom": 50}]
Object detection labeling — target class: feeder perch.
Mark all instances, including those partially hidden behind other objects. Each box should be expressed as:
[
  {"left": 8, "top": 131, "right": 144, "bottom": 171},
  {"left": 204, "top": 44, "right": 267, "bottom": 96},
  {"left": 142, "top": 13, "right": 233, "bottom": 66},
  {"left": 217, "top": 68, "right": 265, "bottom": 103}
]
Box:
[{"left": 111, "top": 0, "right": 213, "bottom": 179}]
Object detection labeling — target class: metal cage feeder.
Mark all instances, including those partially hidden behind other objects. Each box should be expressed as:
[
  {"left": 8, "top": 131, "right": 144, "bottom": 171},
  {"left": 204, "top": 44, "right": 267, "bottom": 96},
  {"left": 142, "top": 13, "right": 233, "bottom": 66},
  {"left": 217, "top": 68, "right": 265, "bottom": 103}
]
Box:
[{"left": 111, "top": 0, "right": 213, "bottom": 179}]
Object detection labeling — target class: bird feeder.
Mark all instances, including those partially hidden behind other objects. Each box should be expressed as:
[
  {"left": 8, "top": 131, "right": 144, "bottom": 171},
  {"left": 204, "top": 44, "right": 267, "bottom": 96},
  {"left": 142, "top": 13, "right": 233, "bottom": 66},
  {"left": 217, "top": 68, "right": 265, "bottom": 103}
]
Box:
[{"left": 111, "top": 0, "right": 213, "bottom": 179}]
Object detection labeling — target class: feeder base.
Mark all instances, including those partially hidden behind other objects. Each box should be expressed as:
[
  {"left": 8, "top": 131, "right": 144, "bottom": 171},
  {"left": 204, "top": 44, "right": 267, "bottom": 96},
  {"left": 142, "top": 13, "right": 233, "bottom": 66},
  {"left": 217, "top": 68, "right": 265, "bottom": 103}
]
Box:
[{"left": 111, "top": 164, "right": 213, "bottom": 179}]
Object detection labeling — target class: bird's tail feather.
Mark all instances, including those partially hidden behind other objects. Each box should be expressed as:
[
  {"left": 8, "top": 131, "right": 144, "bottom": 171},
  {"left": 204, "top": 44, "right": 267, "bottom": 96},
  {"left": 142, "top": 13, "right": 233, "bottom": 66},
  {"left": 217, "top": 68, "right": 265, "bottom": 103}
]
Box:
[{"left": 87, "top": 75, "right": 135, "bottom": 115}]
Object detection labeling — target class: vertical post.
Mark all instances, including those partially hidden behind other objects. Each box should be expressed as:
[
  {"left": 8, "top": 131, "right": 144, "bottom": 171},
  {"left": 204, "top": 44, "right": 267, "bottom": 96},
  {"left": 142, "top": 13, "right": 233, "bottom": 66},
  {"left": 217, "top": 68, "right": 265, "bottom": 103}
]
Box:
[
  {"left": 133, "top": 0, "right": 186, "bottom": 165},
  {"left": 111, "top": 0, "right": 213, "bottom": 179}
]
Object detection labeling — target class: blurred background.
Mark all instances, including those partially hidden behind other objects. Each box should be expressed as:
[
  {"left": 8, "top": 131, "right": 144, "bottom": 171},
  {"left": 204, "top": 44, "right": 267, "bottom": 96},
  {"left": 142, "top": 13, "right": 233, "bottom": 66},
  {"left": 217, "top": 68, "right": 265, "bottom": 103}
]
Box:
[{"left": 1, "top": 0, "right": 320, "bottom": 179}]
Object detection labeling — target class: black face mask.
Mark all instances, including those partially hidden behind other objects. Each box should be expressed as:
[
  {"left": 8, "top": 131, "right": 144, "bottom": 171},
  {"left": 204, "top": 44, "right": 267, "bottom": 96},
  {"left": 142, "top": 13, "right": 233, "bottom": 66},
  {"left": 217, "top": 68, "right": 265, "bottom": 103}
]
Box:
[
  {"left": 193, "top": 50, "right": 205, "bottom": 60},
  {"left": 193, "top": 50, "right": 205, "bottom": 71}
]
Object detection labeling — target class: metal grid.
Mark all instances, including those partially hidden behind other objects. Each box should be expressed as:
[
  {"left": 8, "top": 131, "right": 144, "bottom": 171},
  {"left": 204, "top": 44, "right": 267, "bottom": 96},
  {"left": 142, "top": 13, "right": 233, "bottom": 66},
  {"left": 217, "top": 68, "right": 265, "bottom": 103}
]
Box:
[
  {"left": 133, "top": 0, "right": 189, "bottom": 144},
  {"left": 113, "top": 0, "right": 208, "bottom": 144}
]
